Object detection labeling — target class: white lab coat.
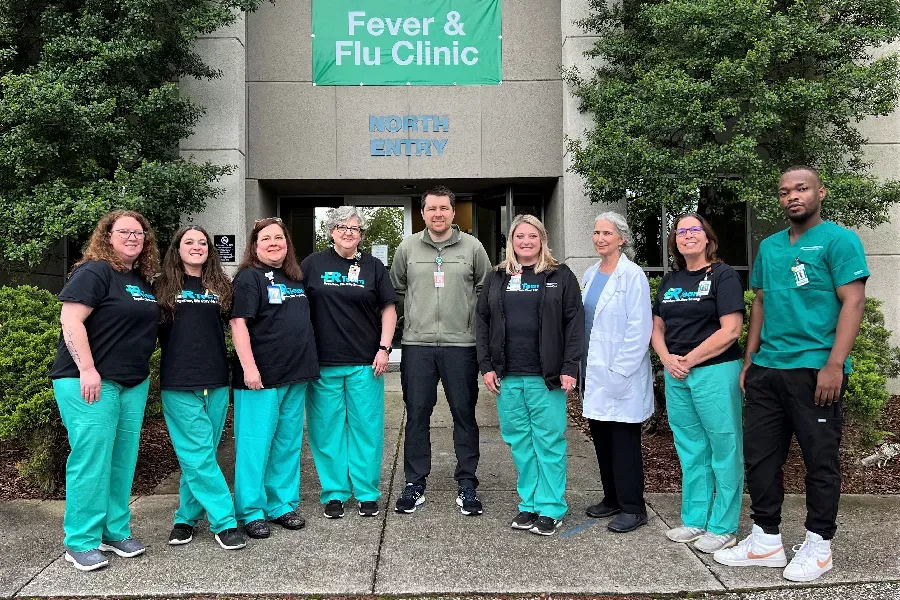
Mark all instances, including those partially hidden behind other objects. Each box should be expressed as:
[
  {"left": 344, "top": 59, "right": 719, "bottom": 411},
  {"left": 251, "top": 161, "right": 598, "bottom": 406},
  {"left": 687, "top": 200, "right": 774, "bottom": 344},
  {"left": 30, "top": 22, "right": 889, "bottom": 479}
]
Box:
[{"left": 581, "top": 255, "right": 654, "bottom": 423}]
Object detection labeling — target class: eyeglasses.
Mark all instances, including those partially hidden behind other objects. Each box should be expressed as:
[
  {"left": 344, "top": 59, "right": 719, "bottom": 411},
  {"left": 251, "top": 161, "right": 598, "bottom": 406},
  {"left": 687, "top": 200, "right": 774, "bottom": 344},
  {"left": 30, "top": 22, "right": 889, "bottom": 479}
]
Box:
[
  {"left": 112, "top": 229, "right": 145, "bottom": 240},
  {"left": 334, "top": 225, "right": 363, "bottom": 234},
  {"left": 675, "top": 226, "right": 704, "bottom": 237},
  {"left": 254, "top": 217, "right": 283, "bottom": 225}
]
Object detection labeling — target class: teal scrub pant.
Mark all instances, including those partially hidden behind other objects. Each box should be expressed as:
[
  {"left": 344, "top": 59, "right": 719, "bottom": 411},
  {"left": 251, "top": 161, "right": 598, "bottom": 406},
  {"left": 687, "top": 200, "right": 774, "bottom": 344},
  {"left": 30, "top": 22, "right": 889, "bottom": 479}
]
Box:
[
  {"left": 307, "top": 365, "right": 385, "bottom": 503},
  {"left": 53, "top": 377, "right": 149, "bottom": 552},
  {"left": 665, "top": 359, "right": 744, "bottom": 535},
  {"left": 161, "top": 387, "right": 237, "bottom": 533},
  {"left": 233, "top": 382, "right": 308, "bottom": 523},
  {"left": 496, "top": 375, "right": 568, "bottom": 520}
]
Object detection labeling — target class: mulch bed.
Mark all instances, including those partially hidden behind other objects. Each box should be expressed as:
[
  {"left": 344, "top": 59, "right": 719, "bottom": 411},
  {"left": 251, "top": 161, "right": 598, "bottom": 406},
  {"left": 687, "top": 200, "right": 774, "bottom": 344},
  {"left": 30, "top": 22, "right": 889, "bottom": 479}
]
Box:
[{"left": 567, "top": 393, "right": 900, "bottom": 495}]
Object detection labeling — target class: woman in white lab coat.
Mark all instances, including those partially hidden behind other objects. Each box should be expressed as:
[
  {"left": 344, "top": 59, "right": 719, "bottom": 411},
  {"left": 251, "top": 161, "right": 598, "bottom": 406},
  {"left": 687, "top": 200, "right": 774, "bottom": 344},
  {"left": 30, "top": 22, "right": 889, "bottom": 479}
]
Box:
[{"left": 581, "top": 211, "right": 654, "bottom": 534}]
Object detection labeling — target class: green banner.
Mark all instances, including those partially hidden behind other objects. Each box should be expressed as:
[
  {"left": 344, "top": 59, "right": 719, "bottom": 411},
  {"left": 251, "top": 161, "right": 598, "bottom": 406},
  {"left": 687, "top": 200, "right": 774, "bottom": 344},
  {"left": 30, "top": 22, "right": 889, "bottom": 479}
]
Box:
[{"left": 312, "top": 0, "right": 502, "bottom": 86}]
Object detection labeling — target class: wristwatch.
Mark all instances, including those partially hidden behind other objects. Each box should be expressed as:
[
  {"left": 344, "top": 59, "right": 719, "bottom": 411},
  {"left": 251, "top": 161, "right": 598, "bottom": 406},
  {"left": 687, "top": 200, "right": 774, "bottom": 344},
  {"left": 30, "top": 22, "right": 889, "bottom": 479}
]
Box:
[{"left": 379, "top": 345, "right": 392, "bottom": 353}]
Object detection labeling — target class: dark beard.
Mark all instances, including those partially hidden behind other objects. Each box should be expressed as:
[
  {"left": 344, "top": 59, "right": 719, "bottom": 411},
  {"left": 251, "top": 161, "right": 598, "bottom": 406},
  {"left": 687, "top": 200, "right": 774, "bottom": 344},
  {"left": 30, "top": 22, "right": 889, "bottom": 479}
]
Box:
[{"left": 786, "top": 207, "right": 815, "bottom": 223}]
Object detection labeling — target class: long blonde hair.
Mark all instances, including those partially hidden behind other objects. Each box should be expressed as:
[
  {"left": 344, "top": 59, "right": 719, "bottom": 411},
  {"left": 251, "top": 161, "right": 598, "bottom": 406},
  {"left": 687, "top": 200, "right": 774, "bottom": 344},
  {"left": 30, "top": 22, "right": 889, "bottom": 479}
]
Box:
[{"left": 497, "top": 214, "right": 559, "bottom": 275}]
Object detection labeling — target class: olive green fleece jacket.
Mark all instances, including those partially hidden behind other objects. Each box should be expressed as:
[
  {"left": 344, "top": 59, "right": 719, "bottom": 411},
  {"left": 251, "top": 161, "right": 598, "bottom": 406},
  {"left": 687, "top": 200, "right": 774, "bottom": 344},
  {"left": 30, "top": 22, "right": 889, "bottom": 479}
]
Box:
[{"left": 390, "top": 225, "right": 492, "bottom": 346}]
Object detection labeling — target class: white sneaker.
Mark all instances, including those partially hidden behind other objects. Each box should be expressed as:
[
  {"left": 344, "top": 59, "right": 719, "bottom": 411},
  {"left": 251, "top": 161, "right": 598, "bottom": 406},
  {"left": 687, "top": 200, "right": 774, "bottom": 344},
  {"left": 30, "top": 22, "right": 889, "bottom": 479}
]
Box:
[
  {"left": 782, "top": 530, "right": 833, "bottom": 582},
  {"left": 666, "top": 526, "right": 705, "bottom": 543},
  {"left": 713, "top": 524, "right": 788, "bottom": 567},
  {"left": 694, "top": 532, "right": 737, "bottom": 554}
]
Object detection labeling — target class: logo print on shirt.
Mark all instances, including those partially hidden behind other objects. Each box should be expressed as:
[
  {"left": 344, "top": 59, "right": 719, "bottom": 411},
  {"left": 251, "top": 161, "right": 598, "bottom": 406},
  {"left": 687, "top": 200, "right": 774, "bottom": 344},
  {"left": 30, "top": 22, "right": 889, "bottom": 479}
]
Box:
[
  {"left": 321, "top": 271, "right": 366, "bottom": 287},
  {"left": 176, "top": 290, "right": 219, "bottom": 305},
  {"left": 273, "top": 283, "right": 306, "bottom": 298},
  {"left": 125, "top": 284, "right": 156, "bottom": 302},
  {"left": 662, "top": 287, "right": 701, "bottom": 302}
]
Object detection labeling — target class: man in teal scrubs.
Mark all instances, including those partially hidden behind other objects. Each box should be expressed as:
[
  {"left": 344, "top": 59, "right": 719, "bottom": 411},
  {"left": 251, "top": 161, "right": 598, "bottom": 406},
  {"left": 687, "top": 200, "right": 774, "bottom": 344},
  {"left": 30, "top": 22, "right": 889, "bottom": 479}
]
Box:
[{"left": 714, "top": 167, "right": 868, "bottom": 583}]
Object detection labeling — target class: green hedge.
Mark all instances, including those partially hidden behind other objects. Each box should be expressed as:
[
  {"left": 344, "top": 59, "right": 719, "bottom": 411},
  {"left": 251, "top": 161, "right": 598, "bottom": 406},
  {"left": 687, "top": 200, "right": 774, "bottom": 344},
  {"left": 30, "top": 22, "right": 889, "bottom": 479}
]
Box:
[
  {"left": 648, "top": 276, "right": 900, "bottom": 446},
  {"left": 0, "top": 286, "right": 164, "bottom": 492}
]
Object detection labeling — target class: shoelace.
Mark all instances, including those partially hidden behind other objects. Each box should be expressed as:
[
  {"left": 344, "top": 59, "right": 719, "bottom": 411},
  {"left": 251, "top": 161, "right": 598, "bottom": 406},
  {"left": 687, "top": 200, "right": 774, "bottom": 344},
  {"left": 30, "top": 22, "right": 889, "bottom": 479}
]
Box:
[
  {"left": 401, "top": 485, "right": 421, "bottom": 499},
  {"left": 792, "top": 540, "right": 817, "bottom": 558}
]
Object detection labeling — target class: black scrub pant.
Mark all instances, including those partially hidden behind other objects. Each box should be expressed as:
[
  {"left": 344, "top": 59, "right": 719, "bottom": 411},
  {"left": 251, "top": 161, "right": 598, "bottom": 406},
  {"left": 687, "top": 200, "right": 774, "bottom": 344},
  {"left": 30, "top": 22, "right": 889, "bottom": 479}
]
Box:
[
  {"left": 743, "top": 364, "right": 846, "bottom": 540},
  {"left": 400, "top": 345, "right": 480, "bottom": 489},
  {"left": 588, "top": 419, "right": 647, "bottom": 516}
]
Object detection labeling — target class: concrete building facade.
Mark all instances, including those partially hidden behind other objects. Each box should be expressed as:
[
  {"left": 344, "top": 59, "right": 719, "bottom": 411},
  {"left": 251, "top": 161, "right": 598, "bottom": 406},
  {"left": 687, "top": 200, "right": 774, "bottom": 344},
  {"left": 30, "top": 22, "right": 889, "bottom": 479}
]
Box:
[{"left": 180, "top": 0, "right": 900, "bottom": 386}]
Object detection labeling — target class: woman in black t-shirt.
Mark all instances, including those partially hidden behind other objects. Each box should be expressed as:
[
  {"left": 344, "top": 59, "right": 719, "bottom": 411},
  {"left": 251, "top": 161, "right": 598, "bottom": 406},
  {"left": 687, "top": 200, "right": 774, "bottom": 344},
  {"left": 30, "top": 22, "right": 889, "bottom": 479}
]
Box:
[
  {"left": 301, "top": 206, "right": 398, "bottom": 519},
  {"left": 650, "top": 213, "right": 745, "bottom": 554},
  {"left": 230, "top": 217, "right": 319, "bottom": 540},
  {"left": 49, "top": 210, "right": 160, "bottom": 572},
  {"left": 475, "top": 214, "right": 584, "bottom": 536},
  {"left": 155, "top": 226, "right": 245, "bottom": 551}
]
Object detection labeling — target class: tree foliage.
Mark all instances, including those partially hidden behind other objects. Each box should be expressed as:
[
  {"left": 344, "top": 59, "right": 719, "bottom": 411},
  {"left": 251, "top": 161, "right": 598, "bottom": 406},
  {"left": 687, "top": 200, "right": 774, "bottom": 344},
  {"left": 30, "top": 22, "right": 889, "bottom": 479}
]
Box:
[
  {"left": 315, "top": 207, "right": 405, "bottom": 265},
  {"left": 0, "top": 0, "right": 265, "bottom": 268},
  {"left": 567, "top": 0, "right": 900, "bottom": 229}
]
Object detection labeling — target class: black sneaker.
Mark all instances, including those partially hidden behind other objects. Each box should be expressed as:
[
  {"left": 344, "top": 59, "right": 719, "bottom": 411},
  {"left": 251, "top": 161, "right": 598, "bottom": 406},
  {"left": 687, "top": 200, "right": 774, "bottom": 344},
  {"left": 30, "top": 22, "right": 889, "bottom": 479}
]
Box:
[
  {"left": 244, "top": 519, "right": 270, "bottom": 539},
  {"left": 270, "top": 510, "right": 306, "bottom": 530},
  {"left": 324, "top": 500, "right": 345, "bottom": 519},
  {"left": 510, "top": 511, "right": 539, "bottom": 530},
  {"left": 215, "top": 528, "right": 246, "bottom": 550},
  {"left": 456, "top": 486, "right": 483, "bottom": 516},
  {"left": 358, "top": 501, "right": 380, "bottom": 517},
  {"left": 586, "top": 501, "right": 622, "bottom": 519},
  {"left": 530, "top": 516, "right": 562, "bottom": 536},
  {"left": 168, "top": 523, "right": 193, "bottom": 546},
  {"left": 395, "top": 483, "right": 426, "bottom": 513}
]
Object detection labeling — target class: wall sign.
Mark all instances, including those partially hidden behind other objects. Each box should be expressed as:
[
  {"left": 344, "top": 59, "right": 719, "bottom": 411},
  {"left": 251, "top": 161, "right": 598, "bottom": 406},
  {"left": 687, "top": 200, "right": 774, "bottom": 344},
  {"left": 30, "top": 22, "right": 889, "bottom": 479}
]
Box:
[
  {"left": 214, "top": 235, "right": 236, "bottom": 262},
  {"left": 312, "top": 0, "right": 502, "bottom": 86},
  {"left": 370, "top": 114, "right": 449, "bottom": 157}
]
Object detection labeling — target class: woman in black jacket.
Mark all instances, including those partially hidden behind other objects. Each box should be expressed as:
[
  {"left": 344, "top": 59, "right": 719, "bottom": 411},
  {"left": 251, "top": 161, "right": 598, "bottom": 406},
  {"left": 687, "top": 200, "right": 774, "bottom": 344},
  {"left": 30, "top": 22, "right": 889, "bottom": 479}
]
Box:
[{"left": 475, "top": 214, "right": 584, "bottom": 536}]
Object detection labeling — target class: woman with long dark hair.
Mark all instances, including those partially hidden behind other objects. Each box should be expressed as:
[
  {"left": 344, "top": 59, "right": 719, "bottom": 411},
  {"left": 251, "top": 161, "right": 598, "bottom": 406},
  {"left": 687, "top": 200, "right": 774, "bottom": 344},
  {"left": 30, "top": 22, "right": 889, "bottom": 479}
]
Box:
[
  {"left": 155, "top": 226, "right": 245, "bottom": 551},
  {"left": 230, "top": 217, "right": 319, "bottom": 539},
  {"left": 49, "top": 210, "right": 160, "bottom": 571},
  {"left": 651, "top": 213, "right": 745, "bottom": 553}
]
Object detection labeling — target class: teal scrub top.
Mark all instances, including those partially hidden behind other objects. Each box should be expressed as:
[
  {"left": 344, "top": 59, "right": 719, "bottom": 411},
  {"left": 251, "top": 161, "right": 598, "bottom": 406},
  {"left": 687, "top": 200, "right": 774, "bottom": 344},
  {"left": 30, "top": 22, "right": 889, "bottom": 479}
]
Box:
[{"left": 750, "top": 220, "right": 869, "bottom": 373}]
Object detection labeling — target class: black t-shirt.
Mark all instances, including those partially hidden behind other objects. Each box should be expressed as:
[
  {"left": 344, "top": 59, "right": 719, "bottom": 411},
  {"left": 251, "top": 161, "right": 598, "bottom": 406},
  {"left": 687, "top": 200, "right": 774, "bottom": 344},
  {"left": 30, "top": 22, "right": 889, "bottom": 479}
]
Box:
[
  {"left": 230, "top": 265, "right": 319, "bottom": 389},
  {"left": 50, "top": 260, "right": 160, "bottom": 387},
  {"left": 503, "top": 266, "right": 543, "bottom": 376},
  {"left": 653, "top": 262, "right": 745, "bottom": 368},
  {"left": 301, "top": 248, "right": 398, "bottom": 366},
  {"left": 157, "top": 275, "right": 229, "bottom": 390}
]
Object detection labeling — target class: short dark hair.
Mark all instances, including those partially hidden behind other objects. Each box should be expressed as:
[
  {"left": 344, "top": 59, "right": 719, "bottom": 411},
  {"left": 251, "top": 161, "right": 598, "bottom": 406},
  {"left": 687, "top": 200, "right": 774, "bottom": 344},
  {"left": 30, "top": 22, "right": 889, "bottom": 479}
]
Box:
[
  {"left": 781, "top": 165, "right": 822, "bottom": 187},
  {"left": 420, "top": 185, "right": 456, "bottom": 210}
]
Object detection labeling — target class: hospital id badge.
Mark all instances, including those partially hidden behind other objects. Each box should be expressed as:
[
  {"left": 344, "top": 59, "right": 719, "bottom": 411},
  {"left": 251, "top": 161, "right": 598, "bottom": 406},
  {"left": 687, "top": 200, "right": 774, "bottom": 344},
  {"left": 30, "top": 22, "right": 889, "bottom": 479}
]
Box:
[
  {"left": 434, "top": 271, "right": 445, "bottom": 288},
  {"left": 267, "top": 285, "right": 284, "bottom": 304},
  {"left": 508, "top": 274, "right": 522, "bottom": 291},
  {"left": 792, "top": 263, "right": 809, "bottom": 287},
  {"left": 348, "top": 264, "right": 361, "bottom": 283},
  {"left": 697, "top": 280, "right": 711, "bottom": 296}
]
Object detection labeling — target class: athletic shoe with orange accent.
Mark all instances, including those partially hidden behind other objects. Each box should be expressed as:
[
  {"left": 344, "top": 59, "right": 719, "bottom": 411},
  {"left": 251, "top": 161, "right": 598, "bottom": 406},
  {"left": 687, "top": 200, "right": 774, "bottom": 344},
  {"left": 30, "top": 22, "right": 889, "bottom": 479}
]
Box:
[
  {"left": 713, "top": 524, "right": 788, "bottom": 568},
  {"left": 782, "top": 530, "right": 833, "bottom": 582}
]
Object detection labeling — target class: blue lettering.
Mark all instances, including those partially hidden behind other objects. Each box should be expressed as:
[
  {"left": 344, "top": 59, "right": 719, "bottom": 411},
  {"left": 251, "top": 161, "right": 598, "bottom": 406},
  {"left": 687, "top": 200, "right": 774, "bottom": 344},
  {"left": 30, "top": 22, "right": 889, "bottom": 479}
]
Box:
[
  {"left": 434, "top": 115, "right": 449, "bottom": 132},
  {"left": 433, "top": 138, "right": 448, "bottom": 155},
  {"left": 369, "top": 116, "right": 385, "bottom": 133},
  {"left": 370, "top": 139, "right": 385, "bottom": 156}
]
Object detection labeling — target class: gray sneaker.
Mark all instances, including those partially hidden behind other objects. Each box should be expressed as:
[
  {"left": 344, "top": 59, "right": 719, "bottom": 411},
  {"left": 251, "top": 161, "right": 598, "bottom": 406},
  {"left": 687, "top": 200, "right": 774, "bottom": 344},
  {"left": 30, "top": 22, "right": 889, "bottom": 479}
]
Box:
[
  {"left": 65, "top": 549, "right": 109, "bottom": 571},
  {"left": 694, "top": 532, "right": 737, "bottom": 554},
  {"left": 98, "top": 537, "right": 146, "bottom": 558}
]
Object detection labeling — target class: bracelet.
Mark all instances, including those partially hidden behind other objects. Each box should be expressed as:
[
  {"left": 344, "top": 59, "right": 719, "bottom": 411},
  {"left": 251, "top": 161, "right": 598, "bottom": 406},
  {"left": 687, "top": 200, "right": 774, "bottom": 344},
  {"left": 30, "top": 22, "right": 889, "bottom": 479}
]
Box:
[{"left": 379, "top": 345, "right": 392, "bottom": 353}]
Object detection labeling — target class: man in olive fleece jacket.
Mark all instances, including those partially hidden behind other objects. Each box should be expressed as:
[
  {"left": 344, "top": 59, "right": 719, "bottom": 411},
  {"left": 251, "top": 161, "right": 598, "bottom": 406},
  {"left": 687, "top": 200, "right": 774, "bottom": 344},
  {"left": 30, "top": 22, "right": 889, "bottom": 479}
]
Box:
[{"left": 389, "top": 185, "right": 491, "bottom": 517}]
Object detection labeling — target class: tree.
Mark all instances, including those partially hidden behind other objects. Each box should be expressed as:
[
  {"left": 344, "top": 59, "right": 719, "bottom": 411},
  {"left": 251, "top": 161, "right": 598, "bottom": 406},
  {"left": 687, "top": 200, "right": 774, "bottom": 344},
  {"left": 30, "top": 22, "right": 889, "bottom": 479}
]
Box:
[
  {"left": 566, "top": 0, "right": 900, "bottom": 232},
  {"left": 315, "top": 207, "right": 405, "bottom": 265},
  {"left": 0, "top": 0, "right": 266, "bottom": 268}
]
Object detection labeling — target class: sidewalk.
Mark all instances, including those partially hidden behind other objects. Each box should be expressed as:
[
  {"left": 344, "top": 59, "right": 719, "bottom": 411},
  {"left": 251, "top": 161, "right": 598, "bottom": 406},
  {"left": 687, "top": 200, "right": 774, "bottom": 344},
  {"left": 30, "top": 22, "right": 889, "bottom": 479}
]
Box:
[{"left": 2, "top": 373, "right": 898, "bottom": 597}]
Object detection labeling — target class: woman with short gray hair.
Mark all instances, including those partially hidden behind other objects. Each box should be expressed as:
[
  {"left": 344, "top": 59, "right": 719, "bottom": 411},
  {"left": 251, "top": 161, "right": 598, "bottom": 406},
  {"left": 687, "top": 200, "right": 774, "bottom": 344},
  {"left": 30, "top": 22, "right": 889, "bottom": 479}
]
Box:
[
  {"left": 300, "top": 206, "right": 398, "bottom": 519},
  {"left": 581, "top": 211, "right": 654, "bottom": 534}
]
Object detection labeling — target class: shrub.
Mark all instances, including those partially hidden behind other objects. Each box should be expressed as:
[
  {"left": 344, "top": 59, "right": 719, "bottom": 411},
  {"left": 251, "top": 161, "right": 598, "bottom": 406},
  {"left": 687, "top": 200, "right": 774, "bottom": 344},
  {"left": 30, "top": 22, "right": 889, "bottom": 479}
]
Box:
[
  {"left": 648, "top": 275, "right": 900, "bottom": 448},
  {"left": 0, "top": 286, "right": 66, "bottom": 492}
]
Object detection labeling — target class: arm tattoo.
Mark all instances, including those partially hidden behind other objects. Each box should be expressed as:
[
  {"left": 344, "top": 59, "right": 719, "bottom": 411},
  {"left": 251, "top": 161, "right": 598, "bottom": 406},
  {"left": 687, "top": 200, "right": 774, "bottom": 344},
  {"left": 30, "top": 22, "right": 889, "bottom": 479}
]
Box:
[{"left": 63, "top": 326, "right": 81, "bottom": 366}]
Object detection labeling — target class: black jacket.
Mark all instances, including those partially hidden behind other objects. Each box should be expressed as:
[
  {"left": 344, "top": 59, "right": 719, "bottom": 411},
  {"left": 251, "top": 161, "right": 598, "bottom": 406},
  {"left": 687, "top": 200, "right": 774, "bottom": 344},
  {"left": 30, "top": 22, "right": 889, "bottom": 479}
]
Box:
[{"left": 475, "top": 264, "right": 585, "bottom": 390}]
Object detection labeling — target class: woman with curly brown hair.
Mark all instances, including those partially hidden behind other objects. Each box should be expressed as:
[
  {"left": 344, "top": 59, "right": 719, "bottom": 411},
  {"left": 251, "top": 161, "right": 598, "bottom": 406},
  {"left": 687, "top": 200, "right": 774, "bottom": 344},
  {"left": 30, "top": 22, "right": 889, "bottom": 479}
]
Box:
[
  {"left": 230, "top": 217, "right": 319, "bottom": 540},
  {"left": 49, "top": 210, "right": 160, "bottom": 571},
  {"left": 154, "top": 226, "right": 245, "bottom": 551}
]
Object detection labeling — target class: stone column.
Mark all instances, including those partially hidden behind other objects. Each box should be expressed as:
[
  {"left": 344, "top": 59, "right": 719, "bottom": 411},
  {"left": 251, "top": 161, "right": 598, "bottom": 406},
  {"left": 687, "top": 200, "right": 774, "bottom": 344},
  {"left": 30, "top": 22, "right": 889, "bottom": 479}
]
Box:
[{"left": 178, "top": 14, "right": 247, "bottom": 271}]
